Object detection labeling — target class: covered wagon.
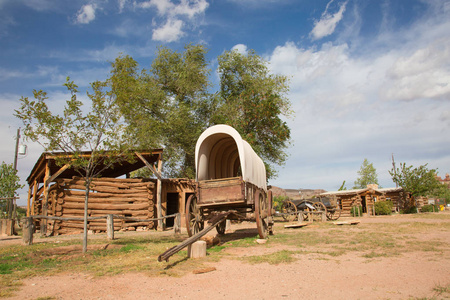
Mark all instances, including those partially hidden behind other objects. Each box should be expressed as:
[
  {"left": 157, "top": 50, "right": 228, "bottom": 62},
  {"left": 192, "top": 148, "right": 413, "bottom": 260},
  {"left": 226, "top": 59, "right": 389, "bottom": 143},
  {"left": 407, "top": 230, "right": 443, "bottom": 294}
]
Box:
[{"left": 185, "top": 124, "right": 273, "bottom": 239}]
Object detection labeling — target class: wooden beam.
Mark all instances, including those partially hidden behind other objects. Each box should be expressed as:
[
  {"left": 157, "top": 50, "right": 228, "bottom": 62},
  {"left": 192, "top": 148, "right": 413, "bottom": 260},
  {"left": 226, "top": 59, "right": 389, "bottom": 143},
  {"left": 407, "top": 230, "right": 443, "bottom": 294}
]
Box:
[
  {"left": 45, "top": 163, "right": 71, "bottom": 186},
  {"left": 134, "top": 152, "right": 162, "bottom": 180}
]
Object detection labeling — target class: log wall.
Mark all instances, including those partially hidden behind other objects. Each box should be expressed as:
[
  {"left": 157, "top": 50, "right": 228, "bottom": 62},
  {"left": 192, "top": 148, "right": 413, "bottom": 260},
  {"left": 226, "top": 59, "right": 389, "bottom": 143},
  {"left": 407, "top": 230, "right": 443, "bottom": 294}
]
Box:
[{"left": 33, "top": 177, "right": 157, "bottom": 235}]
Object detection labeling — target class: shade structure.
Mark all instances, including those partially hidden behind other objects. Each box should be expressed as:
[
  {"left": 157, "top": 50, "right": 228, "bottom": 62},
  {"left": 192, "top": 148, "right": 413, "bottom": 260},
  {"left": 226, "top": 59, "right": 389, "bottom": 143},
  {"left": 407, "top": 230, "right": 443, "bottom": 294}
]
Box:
[{"left": 195, "top": 124, "right": 267, "bottom": 191}]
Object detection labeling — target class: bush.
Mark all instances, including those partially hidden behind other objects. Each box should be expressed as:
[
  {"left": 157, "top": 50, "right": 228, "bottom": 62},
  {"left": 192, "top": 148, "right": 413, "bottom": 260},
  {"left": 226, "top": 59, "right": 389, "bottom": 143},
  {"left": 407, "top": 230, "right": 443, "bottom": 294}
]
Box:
[
  {"left": 350, "top": 206, "right": 363, "bottom": 217},
  {"left": 400, "top": 206, "right": 418, "bottom": 214},
  {"left": 420, "top": 204, "right": 439, "bottom": 213},
  {"left": 375, "top": 201, "right": 393, "bottom": 215}
]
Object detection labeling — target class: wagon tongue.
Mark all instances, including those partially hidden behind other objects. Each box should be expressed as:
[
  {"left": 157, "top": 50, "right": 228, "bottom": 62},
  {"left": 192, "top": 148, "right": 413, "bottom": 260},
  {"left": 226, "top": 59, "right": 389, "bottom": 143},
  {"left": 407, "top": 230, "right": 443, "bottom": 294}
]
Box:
[{"left": 157, "top": 212, "right": 231, "bottom": 262}]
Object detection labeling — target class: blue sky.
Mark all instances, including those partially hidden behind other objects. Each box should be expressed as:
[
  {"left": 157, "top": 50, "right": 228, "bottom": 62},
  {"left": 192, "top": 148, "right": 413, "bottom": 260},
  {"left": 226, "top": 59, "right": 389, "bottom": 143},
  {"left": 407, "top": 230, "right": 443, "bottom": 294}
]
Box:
[{"left": 1, "top": 0, "right": 450, "bottom": 205}]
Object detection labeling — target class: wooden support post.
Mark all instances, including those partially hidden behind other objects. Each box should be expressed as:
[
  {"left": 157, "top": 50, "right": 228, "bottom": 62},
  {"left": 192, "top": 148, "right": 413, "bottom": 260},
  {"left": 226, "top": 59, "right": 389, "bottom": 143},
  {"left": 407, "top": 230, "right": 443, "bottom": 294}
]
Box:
[
  {"left": 156, "top": 154, "right": 163, "bottom": 230},
  {"left": 26, "top": 185, "right": 32, "bottom": 217},
  {"left": 22, "top": 217, "right": 34, "bottom": 245},
  {"left": 41, "top": 161, "right": 51, "bottom": 236},
  {"left": 107, "top": 214, "right": 114, "bottom": 240},
  {"left": 174, "top": 213, "right": 181, "bottom": 234},
  {"left": 321, "top": 211, "right": 326, "bottom": 222}
]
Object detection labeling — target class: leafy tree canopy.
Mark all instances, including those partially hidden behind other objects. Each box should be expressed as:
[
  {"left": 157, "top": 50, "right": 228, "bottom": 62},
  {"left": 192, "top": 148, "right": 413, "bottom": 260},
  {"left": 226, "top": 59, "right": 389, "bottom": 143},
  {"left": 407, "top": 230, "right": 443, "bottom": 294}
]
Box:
[
  {"left": 213, "top": 49, "right": 292, "bottom": 178},
  {"left": 389, "top": 163, "right": 443, "bottom": 198},
  {"left": 0, "top": 162, "right": 24, "bottom": 218},
  {"left": 354, "top": 158, "right": 379, "bottom": 189},
  {"left": 110, "top": 45, "right": 292, "bottom": 180}
]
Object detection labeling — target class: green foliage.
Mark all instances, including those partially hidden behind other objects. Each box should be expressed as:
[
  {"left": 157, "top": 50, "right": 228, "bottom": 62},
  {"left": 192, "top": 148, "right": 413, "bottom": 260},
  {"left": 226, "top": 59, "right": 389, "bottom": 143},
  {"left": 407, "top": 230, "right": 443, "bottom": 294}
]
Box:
[
  {"left": 350, "top": 206, "right": 363, "bottom": 217},
  {"left": 273, "top": 195, "right": 289, "bottom": 211},
  {"left": 338, "top": 180, "right": 347, "bottom": 191},
  {"left": 400, "top": 206, "right": 418, "bottom": 214},
  {"left": 15, "top": 77, "right": 136, "bottom": 253},
  {"left": 389, "top": 163, "right": 442, "bottom": 198},
  {"left": 110, "top": 45, "right": 212, "bottom": 179},
  {"left": 110, "top": 45, "right": 292, "bottom": 180},
  {"left": 420, "top": 204, "right": 439, "bottom": 213},
  {"left": 213, "top": 49, "right": 292, "bottom": 179},
  {"left": 354, "top": 158, "right": 379, "bottom": 189},
  {"left": 374, "top": 201, "right": 393, "bottom": 215},
  {"left": 0, "top": 162, "right": 24, "bottom": 218}
]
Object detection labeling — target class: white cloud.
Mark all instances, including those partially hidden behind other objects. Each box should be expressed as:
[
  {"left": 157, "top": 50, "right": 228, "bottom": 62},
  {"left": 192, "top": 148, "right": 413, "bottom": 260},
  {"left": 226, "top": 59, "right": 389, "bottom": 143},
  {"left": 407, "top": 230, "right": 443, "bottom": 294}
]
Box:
[
  {"left": 311, "top": 0, "right": 347, "bottom": 41},
  {"left": 383, "top": 38, "right": 450, "bottom": 101},
  {"left": 118, "top": 0, "right": 128, "bottom": 12},
  {"left": 136, "top": 0, "right": 208, "bottom": 18},
  {"left": 231, "top": 44, "right": 247, "bottom": 54},
  {"left": 267, "top": 3, "right": 450, "bottom": 190},
  {"left": 76, "top": 4, "right": 97, "bottom": 24},
  {"left": 135, "top": 0, "right": 208, "bottom": 42},
  {"left": 152, "top": 18, "right": 184, "bottom": 42}
]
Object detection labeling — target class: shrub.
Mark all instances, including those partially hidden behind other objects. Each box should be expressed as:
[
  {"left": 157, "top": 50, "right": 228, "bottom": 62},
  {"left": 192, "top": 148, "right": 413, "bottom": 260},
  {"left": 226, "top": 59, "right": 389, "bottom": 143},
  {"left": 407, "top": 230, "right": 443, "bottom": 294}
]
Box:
[
  {"left": 375, "top": 201, "right": 393, "bottom": 215},
  {"left": 350, "top": 206, "right": 363, "bottom": 217},
  {"left": 420, "top": 204, "right": 439, "bottom": 213},
  {"left": 400, "top": 206, "right": 418, "bottom": 214}
]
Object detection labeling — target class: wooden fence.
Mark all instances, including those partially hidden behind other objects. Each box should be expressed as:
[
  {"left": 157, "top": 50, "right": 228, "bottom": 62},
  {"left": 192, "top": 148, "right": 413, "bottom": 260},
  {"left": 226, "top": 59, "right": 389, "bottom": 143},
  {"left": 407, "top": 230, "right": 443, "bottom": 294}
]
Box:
[{"left": 22, "top": 213, "right": 181, "bottom": 245}]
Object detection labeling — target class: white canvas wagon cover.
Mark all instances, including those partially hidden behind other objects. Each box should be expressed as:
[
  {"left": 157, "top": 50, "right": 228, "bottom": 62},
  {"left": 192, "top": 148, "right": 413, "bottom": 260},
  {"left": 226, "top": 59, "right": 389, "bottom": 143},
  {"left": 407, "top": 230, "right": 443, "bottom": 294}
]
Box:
[{"left": 195, "top": 124, "right": 267, "bottom": 191}]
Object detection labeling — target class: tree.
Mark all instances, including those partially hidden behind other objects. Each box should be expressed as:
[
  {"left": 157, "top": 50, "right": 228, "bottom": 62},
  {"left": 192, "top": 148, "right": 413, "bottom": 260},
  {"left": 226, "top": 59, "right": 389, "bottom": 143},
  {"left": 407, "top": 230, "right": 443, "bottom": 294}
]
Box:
[
  {"left": 354, "top": 158, "right": 379, "bottom": 189},
  {"left": 0, "top": 162, "right": 24, "bottom": 218},
  {"left": 15, "top": 77, "right": 134, "bottom": 252},
  {"left": 389, "top": 163, "right": 442, "bottom": 198},
  {"left": 338, "top": 180, "right": 347, "bottom": 191},
  {"left": 110, "top": 45, "right": 292, "bottom": 180},
  {"left": 213, "top": 49, "right": 292, "bottom": 178},
  {"left": 110, "top": 44, "right": 212, "bottom": 178}
]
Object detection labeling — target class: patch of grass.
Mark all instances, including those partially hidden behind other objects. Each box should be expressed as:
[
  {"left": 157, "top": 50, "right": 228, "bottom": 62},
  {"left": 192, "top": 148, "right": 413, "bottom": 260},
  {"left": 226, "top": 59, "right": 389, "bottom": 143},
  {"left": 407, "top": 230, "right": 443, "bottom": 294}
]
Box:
[{"left": 243, "top": 250, "right": 298, "bottom": 265}]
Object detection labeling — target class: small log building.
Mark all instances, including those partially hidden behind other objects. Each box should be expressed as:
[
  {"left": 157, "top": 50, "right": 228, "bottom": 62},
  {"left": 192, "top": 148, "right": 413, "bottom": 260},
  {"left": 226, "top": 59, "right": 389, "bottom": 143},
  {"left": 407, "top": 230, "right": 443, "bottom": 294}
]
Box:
[
  {"left": 25, "top": 150, "right": 194, "bottom": 235},
  {"left": 320, "top": 185, "right": 407, "bottom": 217}
]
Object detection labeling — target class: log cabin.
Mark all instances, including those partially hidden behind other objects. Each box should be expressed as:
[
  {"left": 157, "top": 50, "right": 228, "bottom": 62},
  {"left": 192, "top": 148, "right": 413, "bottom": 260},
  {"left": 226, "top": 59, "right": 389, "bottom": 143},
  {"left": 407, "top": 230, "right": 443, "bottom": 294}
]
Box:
[
  {"left": 320, "top": 185, "right": 408, "bottom": 217},
  {"left": 25, "top": 150, "right": 195, "bottom": 235}
]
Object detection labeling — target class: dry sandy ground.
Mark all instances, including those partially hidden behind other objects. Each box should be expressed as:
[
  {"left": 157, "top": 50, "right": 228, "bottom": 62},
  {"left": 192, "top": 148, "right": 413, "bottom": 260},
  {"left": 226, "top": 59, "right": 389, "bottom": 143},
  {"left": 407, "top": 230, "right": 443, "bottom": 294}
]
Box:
[{"left": 3, "top": 212, "right": 450, "bottom": 300}]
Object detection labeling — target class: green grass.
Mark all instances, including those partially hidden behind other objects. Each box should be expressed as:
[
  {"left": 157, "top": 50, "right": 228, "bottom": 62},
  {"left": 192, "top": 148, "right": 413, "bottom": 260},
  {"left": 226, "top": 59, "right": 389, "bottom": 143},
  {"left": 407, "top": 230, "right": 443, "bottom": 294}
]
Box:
[
  {"left": 1, "top": 212, "right": 449, "bottom": 298},
  {"left": 242, "top": 250, "right": 298, "bottom": 265}
]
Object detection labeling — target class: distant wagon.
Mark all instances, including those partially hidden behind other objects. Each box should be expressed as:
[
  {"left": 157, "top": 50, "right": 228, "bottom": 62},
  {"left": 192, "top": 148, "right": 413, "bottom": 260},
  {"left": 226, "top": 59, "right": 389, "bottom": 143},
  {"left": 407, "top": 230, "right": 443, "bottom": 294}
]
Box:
[{"left": 185, "top": 124, "right": 273, "bottom": 239}]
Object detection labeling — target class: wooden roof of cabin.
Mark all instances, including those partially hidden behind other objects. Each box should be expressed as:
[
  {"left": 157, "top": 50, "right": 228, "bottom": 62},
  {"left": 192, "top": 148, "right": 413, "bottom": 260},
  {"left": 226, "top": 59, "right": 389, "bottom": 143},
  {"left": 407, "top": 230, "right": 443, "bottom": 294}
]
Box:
[
  {"left": 26, "top": 149, "right": 163, "bottom": 184},
  {"left": 320, "top": 186, "right": 403, "bottom": 197}
]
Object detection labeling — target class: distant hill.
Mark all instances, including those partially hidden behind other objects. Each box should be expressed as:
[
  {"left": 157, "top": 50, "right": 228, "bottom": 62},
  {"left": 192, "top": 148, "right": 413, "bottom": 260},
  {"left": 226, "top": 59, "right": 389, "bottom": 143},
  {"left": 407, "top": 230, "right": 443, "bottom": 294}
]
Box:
[{"left": 270, "top": 186, "right": 326, "bottom": 199}]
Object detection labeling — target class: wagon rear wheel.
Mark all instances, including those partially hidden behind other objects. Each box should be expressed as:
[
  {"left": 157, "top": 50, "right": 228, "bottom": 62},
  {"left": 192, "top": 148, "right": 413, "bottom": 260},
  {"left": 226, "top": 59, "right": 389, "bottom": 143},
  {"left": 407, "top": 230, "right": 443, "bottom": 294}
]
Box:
[
  {"left": 186, "top": 194, "right": 204, "bottom": 237},
  {"left": 326, "top": 209, "right": 341, "bottom": 221},
  {"left": 281, "top": 200, "right": 297, "bottom": 222},
  {"left": 255, "top": 190, "right": 269, "bottom": 239}
]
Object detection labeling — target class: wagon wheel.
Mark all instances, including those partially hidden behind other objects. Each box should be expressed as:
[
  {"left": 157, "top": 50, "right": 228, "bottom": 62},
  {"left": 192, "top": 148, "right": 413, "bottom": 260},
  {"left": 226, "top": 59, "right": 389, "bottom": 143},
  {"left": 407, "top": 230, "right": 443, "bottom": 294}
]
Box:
[
  {"left": 326, "top": 209, "right": 341, "bottom": 221},
  {"left": 216, "top": 220, "right": 226, "bottom": 235},
  {"left": 186, "top": 194, "right": 204, "bottom": 237},
  {"left": 301, "top": 207, "right": 311, "bottom": 222},
  {"left": 255, "top": 190, "right": 269, "bottom": 239},
  {"left": 281, "top": 200, "right": 297, "bottom": 222},
  {"left": 312, "top": 202, "right": 327, "bottom": 221}
]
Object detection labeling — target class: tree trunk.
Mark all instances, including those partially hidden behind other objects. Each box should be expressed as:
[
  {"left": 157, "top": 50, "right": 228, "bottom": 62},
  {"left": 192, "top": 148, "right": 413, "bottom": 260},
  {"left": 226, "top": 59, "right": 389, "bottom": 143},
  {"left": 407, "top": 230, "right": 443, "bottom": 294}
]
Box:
[{"left": 82, "top": 180, "right": 90, "bottom": 253}]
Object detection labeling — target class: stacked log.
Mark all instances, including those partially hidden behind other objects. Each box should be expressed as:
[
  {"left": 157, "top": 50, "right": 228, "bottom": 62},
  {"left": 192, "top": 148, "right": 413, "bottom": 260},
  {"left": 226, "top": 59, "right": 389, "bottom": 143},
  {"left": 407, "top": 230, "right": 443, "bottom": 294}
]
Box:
[{"left": 52, "top": 177, "right": 156, "bottom": 235}]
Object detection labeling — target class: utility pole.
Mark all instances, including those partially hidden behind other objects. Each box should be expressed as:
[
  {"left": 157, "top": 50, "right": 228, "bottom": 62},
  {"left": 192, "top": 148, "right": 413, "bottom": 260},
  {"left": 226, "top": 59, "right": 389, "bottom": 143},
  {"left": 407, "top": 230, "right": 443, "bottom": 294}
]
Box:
[
  {"left": 391, "top": 153, "right": 397, "bottom": 188},
  {"left": 14, "top": 128, "right": 20, "bottom": 171}
]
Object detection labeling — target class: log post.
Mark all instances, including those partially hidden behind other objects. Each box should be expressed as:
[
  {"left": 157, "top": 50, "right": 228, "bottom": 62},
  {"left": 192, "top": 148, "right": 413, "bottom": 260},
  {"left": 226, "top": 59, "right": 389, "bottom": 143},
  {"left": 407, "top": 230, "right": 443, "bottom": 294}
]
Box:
[
  {"left": 174, "top": 213, "right": 181, "bottom": 234},
  {"left": 157, "top": 154, "right": 163, "bottom": 230},
  {"left": 106, "top": 214, "right": 114, "bottom": 240},
  {"left": 22, "top": 217, "right": 34, "bottom": 245}
]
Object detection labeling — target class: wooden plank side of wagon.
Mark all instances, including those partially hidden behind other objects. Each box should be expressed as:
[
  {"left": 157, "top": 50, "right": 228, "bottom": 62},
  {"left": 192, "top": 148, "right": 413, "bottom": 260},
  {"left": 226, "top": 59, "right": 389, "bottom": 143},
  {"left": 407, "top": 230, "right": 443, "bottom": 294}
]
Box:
[{"left": 197, "top": 177, "right": 245, "bottom": 205}]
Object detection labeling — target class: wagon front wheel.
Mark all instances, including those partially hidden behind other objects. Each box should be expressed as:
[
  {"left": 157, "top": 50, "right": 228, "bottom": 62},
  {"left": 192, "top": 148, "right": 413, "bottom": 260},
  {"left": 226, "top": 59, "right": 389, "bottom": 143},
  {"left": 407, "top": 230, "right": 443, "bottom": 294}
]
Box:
[
  {"left": 255, "top": 190, "right": 269, "bottom": 239},
  {"left": 186, "top": 194, "right": 204, "bottom": 237}
]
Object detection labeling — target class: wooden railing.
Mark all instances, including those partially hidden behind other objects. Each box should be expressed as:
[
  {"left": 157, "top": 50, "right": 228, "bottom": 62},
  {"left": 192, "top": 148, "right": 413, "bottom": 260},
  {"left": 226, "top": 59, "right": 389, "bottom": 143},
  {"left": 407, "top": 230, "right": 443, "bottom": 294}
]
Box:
[{"left": 22, "top": 213, "right": 181, "bottom": 245}]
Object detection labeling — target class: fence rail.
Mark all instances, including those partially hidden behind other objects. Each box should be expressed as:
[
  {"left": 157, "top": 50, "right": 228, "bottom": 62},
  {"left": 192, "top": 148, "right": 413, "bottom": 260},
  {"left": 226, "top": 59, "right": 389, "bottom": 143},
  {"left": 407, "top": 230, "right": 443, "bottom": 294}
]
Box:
[{"left": 22, "top": 213, "right": 181, "bottom": 245}]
